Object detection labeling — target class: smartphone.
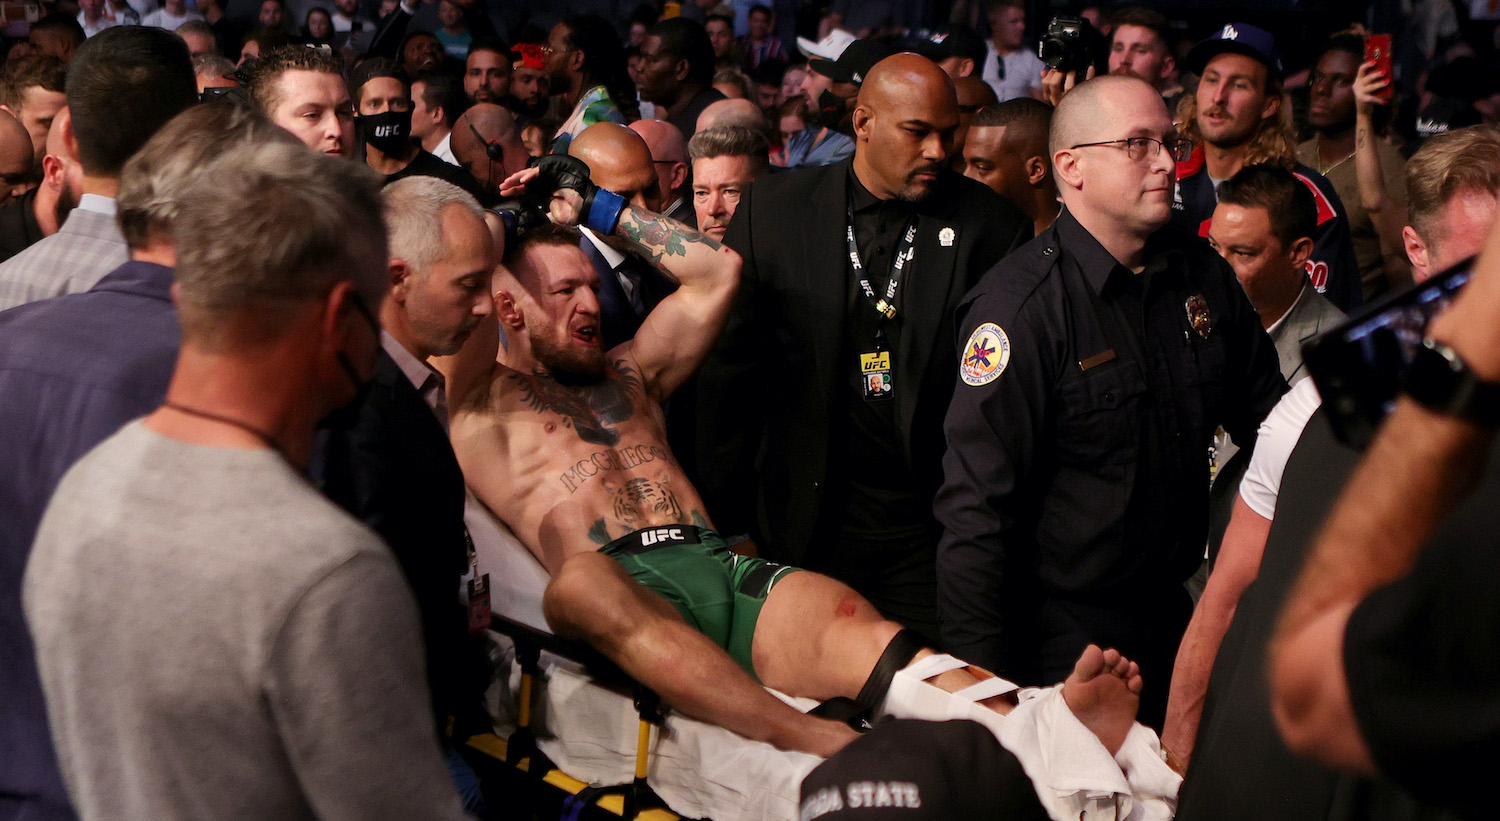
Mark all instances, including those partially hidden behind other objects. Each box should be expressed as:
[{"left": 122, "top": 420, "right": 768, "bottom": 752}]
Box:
[
  {"left": 1365, "top": 34, "right": 1393, "bottom": 103},
  {"left": 1303, "top": 258, "right": 1473, "bottom": 449}
]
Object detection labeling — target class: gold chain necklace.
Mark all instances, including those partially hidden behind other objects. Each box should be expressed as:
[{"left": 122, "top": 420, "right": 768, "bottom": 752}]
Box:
[{"left": 1316, "top": 136, "right": 1355, "bottom": 175}]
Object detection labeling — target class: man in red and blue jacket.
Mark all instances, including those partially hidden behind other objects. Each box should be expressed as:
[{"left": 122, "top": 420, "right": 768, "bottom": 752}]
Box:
[{"left": 1171, "top": 23, "right": 1363, "bottom": 314}]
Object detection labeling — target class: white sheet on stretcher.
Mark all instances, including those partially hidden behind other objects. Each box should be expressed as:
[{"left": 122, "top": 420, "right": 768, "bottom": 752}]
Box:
[{"left": 463, "top": 495, "right": 1180, "bottom": 821}]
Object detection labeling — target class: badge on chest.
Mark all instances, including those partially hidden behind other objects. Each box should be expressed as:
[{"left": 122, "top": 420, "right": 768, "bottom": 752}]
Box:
[{"left": 860, "top": 350, "right": 894, "bottom": 401}]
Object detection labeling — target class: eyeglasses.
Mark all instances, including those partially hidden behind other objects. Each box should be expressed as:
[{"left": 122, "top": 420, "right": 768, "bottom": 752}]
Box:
[
  {"left": 537, "top": 44, "right": 574, "bottom": 56},
  {"left": 1069, "top": 136, "right": 1194, "bottom": 163}
]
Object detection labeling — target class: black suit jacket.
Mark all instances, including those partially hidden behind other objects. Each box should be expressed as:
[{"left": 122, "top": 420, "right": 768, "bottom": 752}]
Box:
[
  {"left": 581, "top": 235, "right": 677, "bottom": 350},
  {"left": 694, "top": 160, "right": 1029, "bottom": 565},
  {"left": 315, "top": 350, "right": 488, "bottom": 737}
]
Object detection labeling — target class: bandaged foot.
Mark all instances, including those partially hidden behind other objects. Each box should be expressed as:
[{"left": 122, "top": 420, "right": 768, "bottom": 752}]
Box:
[
  {"left": 1061, "top": 644, "right": 1142, "bottom": 755},
  {"left": 880, "top": 652, "right": 1020, "bottom": 727},
  {"left": 876, "top": 647, "right": 1179, "bottom": 820}
]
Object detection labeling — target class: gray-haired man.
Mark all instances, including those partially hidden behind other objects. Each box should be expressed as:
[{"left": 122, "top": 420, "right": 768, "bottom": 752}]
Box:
[
  {"left": 688, "top": 125, "right": 770, "bottom": 241},
  {"left": 24, "top": 133, "right": 469, "bottom": 819}
]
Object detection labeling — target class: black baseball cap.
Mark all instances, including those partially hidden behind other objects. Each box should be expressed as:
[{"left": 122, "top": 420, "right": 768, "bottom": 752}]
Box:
[
  {"left": 1183, "top": 22, "right": 1284, "bottom": 81},
  {"left": 910, "top": 25, "right": 987, "bottom": 67},
  {"left": 799, "top": 720, "right": 1049, "bottom": 821},
  {"left": 1416, "top": 98, "right": 1483, "bottom": 141},
  {"left": 808, "top": 39, "right": 895, "bottom": 86}
]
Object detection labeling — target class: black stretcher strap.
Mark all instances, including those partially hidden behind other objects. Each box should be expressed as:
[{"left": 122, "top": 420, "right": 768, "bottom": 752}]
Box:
[{"left": 810, "top": 629, "right": 927, "bottom": 730}]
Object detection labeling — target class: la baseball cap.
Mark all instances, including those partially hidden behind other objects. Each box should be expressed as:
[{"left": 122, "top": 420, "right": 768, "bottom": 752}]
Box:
[{"left": 1184, "top": 22, "right": 1284, "bottom": 81}]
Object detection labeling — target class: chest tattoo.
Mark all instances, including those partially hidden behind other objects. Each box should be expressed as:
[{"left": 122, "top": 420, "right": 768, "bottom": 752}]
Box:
[{"left": 510, "top": 361, "right": 642, "bottom": 446}]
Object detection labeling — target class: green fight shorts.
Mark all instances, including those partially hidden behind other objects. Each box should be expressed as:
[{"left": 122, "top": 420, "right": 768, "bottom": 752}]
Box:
[{"left": 599, "top": 525, "right": 799, "bottom": 679}]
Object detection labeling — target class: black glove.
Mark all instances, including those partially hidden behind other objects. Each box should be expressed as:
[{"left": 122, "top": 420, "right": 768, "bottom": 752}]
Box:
[{"left": 524, "top": 154, "right": 626, "bottom": 234}]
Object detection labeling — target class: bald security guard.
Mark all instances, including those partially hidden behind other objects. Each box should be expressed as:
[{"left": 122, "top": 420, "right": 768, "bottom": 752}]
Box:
[
  {"left": 935, "top": 76, "right": 1286, "bottom": 729},
  {"left": 695, "top": 54, "right": 1029, "bottom": 644},
  {"left": 568, "top": 122, "right": 677, "bottom": 348}
]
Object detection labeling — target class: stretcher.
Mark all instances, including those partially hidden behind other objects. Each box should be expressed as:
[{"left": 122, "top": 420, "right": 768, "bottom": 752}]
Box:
[
  {"left": 459, "top": 494, "right": 1183, "bottom": 821},
  {"left": 461, "top": 493, "right": 823, "bottom": 821}
]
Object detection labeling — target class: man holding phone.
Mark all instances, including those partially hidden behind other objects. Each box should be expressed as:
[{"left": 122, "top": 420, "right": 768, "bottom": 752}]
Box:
[{"left": 1297, "top": 31, "right": 1410, "bottom": 303}]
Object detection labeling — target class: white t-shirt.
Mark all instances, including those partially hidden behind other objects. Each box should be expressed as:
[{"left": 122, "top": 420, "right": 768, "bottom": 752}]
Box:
[
  {"left": 76, "top": 11, "right": 120, "bottom": 37},
  {"left": 982, "top": 44, "right": 1045, "bottom": 102},
  {"left": 1239, "top": 377, "right": 1324, "bottom": 520},
  {"left": 140, "top": 7, "right": 202, "bottom": 28}
]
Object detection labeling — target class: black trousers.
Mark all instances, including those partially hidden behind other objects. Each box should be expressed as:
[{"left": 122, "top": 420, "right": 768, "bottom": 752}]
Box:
[{"left": 801, "top": 525, "right": 942, "bottom": 649}]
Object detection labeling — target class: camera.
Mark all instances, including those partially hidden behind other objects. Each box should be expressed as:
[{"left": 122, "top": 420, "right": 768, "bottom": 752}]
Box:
[
  {"left": 1038, "top": 16, "right": 1100, "bottom": 76},
  {"left": 1304, "top": 257, "right": 1473, "bottom": 449}
]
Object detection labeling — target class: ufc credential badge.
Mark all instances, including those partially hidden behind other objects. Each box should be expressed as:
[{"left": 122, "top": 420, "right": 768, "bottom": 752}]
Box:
[
  {"left": 860, "top": 350, "right": 894, "bottom": 401},
  {"left": 961, "top": 322, "right": 1010, "bottom": 386}
]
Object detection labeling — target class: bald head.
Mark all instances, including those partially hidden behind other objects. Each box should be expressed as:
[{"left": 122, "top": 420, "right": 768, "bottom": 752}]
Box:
[
  {"left": 856, "top": 53, "right": 958, "bottom": 118},
  {"left": 696, "top": 97, "right": 764, "bottom": 132},
  {"left": 451, "top": 103, "right": 528, "bottom": 195},
  {"left": 851, "top": 54, "right": 959, "bottom": 201},
  {"left": 631, "top": 118, "right": 688, "bottom": 207},
  {"left": 630, "top": 118, "right": 686, "bottom": 164},
  {"left": 1050, "top": 75, "right": 1176, "bottom": 242},
  {"left": 571, "top": 122, "right": 661, "bottom": 211},
  {"left": 1049, "top": 75, "right": 1166, "bottom": 156},
  {"left": 0, "top": 110, "right": 33, "bottom": 202}
]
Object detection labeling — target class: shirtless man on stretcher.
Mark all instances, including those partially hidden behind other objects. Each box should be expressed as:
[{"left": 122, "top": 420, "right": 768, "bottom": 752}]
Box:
[{"left": 441, "top": 155, "right": 1143, "bottom": 762}]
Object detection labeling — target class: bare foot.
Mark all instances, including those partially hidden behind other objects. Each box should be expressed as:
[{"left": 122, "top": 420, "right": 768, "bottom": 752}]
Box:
[{"left": 1061, "top": 644, "right": 1142, "bottom": 755}]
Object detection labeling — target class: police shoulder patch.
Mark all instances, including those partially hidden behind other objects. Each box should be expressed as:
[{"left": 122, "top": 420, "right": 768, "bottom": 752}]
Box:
[{"left": 960, "top": 322, "right": 1010, "bottom": 386}]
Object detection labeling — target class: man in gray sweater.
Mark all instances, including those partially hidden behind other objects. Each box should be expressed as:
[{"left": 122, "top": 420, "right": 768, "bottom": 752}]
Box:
[{"left": 23, "top": 135, "right": 469, "bottom": 820}]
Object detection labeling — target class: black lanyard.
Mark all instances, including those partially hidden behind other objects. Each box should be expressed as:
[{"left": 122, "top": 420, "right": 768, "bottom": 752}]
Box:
[{"left": 847, "top": 206, "right": 917, "bottom": 324}]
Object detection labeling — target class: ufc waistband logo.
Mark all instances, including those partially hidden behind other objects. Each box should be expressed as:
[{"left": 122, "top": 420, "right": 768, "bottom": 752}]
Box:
[{"left": 641, "top": 527, "right": 685, "bottom": 546}]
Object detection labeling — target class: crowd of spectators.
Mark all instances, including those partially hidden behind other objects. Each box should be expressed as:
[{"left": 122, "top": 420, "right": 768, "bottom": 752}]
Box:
[{"left": 2, "top": 0, "right": 1500, "bottom": 819}]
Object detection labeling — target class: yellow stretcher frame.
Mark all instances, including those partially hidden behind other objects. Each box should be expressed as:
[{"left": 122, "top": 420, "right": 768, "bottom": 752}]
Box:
[{"left": 466, "top": 614, "right": 690, "bottom": 821}]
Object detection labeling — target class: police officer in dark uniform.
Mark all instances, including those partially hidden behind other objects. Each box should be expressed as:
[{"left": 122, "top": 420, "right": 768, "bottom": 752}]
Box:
[{"left": 934, "top": 75, "right": 1287, "bottom": 729}]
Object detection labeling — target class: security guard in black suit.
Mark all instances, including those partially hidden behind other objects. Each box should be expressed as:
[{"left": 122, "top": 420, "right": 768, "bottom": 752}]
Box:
[
  {"left": 935, "top": 76, "right": 1286, "bottom": 728},
  {"left": 693, "top": 55, "right": 1029, "bottom": 644},
  {"left": 313, "top": 180, "right": 495, "bottom": 810}
]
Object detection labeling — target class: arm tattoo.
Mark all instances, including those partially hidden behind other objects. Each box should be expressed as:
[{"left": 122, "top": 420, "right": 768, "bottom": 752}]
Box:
[
  {"left": 617, "top": 209, "right": 722, "bottom": 272},
  {"left": 509, "top": 359, "right": 643, "bottom": 446}
]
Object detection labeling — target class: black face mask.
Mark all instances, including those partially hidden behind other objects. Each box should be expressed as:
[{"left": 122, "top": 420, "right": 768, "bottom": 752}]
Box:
[
  {"left": 198, "top": 86, "right": 235, "bottom": 105},
  {"left": 815, "top": 88, "right": 847, "bottom": 129},
  {"left": 357, "top": 109, "right": 412, "bottom": 154}
]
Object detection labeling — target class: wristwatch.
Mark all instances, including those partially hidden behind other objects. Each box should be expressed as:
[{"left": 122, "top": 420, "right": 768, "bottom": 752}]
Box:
[{"left": 1402, "top": 337, "right": 1500, "bottom": 426}]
